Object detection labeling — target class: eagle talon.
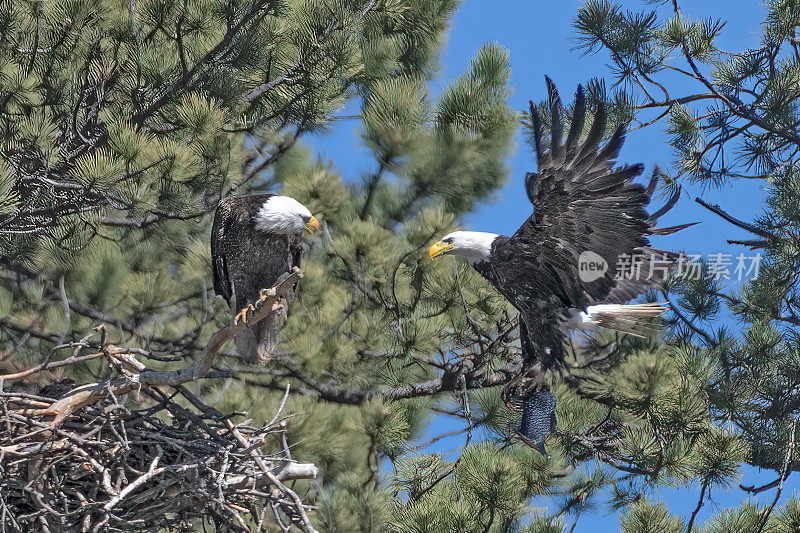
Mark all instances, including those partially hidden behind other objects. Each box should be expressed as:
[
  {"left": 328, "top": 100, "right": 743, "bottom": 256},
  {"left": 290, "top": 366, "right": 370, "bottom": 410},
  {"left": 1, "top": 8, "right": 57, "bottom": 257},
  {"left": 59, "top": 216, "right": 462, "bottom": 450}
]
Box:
[
  {"left": 234, "top": 304, "right": 256, "bottom": 325},
  {"left": 258, "top": 289, "right": 270, "bottom": 302}
]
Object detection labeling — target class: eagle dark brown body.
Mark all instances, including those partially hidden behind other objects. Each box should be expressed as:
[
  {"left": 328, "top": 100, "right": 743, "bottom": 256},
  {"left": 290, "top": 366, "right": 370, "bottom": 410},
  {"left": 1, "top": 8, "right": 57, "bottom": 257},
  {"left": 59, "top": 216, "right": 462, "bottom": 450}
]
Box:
[
  {"left": 211, "top": 195, "right": 303, "bottom": 363},
  {"left": 430, "top": 77, "right": 685, "bottom": 453}
]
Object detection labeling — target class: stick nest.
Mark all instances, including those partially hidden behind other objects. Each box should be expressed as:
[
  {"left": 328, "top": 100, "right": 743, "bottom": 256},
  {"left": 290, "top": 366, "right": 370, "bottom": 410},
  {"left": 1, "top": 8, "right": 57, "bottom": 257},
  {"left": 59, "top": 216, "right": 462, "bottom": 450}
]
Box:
[{"left": 0, "top": 269, "right": 318, "bottom": 532}]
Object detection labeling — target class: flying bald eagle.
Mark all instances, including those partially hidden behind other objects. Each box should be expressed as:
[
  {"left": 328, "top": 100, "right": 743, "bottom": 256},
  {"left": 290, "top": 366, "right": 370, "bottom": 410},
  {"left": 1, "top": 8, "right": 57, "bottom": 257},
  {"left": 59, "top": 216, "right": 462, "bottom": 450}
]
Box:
[
  {"left": 211, "top": 195, "right": 318, "bottom": 364},
  {"left": 428, "top": 78, "right": 684, "bottom": 453}
]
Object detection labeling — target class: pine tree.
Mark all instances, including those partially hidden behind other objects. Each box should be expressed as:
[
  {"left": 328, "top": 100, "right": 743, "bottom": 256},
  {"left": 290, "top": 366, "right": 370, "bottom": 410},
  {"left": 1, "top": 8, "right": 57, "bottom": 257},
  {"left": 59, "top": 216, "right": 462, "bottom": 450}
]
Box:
[
  {"left": 0, "top": 0, "right": 528, "bottom": 530},
  {"left": 9, "top": 0, "right": 796, "bottom": 530},
  {"left": 384, "top": 1, "right": 800, "bottom": 531},
  {"left": 499, "top": 0, "right": 800, "bottom": 530}
]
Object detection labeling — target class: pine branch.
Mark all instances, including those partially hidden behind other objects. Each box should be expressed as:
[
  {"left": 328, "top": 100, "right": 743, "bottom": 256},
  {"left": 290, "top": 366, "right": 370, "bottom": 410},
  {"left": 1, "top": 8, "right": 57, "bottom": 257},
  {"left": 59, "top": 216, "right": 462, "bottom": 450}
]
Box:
[
  {"left": 360, "top": 161, "right": 387, "bottom": 220},
  {"left": 694, "top": 197, "right": 776, "bottom": 240},
  {"left": 132, "top": 0, "right": 280, "bottom": 123},
  {"left": 740, "top": 472, "right": 792, "bottom": 494},
  {"left": 0, "top": 262, "right": 213, "bottom": 353},
  {"left": 665, "top": 294, "right": 717, "bottom": 347},
  {"left": 136, "top": 268, "right": 301, "bottom": 386},
  {"left": 686, "top": 478, "right": 709, "bottom": 533},
  {"left": 670, "top": 0, "right": 800, "bottom": 148},
  {"left": 755, "top": 419, "right": 796, "bottom": 533}
]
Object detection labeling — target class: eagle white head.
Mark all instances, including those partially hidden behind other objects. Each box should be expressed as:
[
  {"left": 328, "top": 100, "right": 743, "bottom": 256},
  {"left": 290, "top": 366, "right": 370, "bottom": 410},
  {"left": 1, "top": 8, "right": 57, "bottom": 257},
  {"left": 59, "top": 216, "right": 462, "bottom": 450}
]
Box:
[
  {"left": 255, "top": 195, "right": 319, "bottom": 235},
  {"left": 428, "top": 231, "right": 499, "bottom": 263}
]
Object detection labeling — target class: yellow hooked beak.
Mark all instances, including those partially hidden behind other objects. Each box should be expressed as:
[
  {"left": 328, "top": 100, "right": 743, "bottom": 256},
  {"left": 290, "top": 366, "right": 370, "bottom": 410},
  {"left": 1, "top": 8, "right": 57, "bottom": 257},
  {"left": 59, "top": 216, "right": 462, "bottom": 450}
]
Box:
[
  {"left": 304, "top": 216, "right": 319, "bottom": 235},
  {"left": 428, "top": 241, "right": 454, "bottom": 260}
]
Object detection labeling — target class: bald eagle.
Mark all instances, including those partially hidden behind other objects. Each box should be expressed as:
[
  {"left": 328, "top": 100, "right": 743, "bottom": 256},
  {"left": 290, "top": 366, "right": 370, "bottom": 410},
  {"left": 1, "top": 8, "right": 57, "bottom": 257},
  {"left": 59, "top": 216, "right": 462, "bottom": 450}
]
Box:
[
  {"left": 211, "top": 195, "right": 318, "bottom": 364},
  {"left": 428, "top": 78, "right": 683, "bottom": 452}
]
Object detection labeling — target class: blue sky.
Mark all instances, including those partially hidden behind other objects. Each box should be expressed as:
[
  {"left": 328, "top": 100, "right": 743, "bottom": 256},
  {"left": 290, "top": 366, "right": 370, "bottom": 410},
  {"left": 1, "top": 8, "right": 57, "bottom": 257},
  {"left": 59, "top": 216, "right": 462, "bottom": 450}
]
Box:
[{"left": 309, "top": 0, "right": 786, "bottom": 530}]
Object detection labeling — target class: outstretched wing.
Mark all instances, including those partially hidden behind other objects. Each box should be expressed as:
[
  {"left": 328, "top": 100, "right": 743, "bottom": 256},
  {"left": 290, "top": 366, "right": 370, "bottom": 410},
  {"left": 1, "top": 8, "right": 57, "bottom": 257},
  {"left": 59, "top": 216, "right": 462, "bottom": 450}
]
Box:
[
  {"left": 517, "top": 77, "right": 653, "bottom": 304},
  {"left": 488, "top": 78, "right": 671, "bottom": 369}
]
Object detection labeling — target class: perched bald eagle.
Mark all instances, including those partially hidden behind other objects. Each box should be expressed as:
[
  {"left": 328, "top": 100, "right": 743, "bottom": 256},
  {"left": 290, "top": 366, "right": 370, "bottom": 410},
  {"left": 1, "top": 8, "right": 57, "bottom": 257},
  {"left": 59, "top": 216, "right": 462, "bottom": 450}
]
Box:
[
  {"left": 428, "top": 78, "right": 683, "bottom": 453},
  {"left": 211, "top": 195, "right": 318, "bottom": 364}
]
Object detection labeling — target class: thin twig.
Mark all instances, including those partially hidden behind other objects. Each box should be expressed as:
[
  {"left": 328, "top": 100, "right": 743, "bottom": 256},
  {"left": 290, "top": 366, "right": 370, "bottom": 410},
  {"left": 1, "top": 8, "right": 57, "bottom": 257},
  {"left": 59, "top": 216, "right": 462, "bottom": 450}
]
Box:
[{"left": 755, "top": 419, "right": 797, "bottom": 533}]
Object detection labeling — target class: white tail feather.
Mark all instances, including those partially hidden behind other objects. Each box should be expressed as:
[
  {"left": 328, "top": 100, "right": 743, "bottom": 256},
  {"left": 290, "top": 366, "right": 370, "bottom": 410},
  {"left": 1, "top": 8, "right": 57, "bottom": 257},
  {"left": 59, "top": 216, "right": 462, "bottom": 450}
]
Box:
[{"left": 564, "top": 302, "right": 667, "bottom": 337}]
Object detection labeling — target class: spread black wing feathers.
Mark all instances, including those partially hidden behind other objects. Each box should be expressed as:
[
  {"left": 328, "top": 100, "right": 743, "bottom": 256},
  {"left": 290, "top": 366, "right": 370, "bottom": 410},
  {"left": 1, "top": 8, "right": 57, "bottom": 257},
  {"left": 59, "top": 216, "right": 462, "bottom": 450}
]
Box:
[
  {"left": 475, "top": 78, "right": 676, "bottom": 371},
  {"left": 211, "top": 195, "right": 303, "bottom": 363}
]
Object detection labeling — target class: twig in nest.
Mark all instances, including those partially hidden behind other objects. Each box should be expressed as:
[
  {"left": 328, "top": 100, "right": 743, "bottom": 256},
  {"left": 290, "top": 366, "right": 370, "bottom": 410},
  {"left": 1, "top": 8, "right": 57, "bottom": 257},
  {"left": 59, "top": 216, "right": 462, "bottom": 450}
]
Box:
[{"left": 0, "top": 270, "right": 319, "bottom": 532}]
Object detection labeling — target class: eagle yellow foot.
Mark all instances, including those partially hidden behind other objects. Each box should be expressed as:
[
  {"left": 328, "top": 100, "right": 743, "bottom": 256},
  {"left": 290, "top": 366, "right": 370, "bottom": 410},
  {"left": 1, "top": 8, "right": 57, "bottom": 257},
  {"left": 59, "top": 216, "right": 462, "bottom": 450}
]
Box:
[
  {"left": 258, "top": 287, "right": 276, "bottom": 302},
  {"left": 234, "top": 303, "right": 256, "bottom": 325}
]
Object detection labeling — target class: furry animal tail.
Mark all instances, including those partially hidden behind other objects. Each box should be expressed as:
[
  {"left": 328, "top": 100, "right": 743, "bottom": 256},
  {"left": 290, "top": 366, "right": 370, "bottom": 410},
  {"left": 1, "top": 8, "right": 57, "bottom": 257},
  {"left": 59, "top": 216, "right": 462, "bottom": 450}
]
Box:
[{"left": 565, "top": 302, "right": 667, "bottom": 337}]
